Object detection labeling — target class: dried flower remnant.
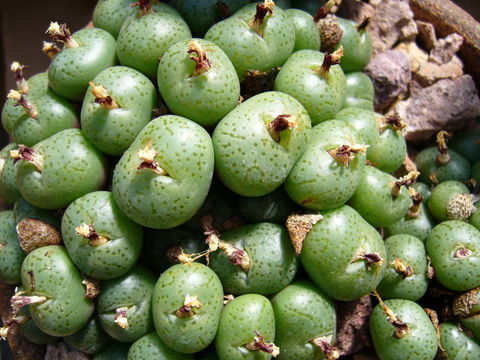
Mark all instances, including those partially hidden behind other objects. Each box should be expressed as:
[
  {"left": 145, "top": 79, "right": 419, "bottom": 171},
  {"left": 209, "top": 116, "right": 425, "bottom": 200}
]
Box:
[
  {"left": 267, "top": 114, "right": 297, "bottom": 142},
  {"left": 114, "top": 306, "right": 129, "bottom": 329},
  {"left": 89, "top": 82, "right": 120, "bottom": 109},
  {"left": 454, "top": 247, "right": 473, "bottom": 259},
  {"left": 353, "top": 251, "right": 384, "bottom": 272},
  {"left": 245, "top": 331, "right": 280, "bottom": 356},
  {"left": 137, "top": 143, "right": 168, "bottom": 175},
  {"left": 175, "top": 295, "right": 202, "bottom": 318},
  {"left": 10, "top": 294, "right": 48, "bottom": 314},
  {"left": 188, "top": 41, "right": 212, "bottom": 77},
  {"left": 286, "top": 213, "right": 323, "bottom": 256},
  {"left": 10, "top": 145, "right": 43, "bottom": 172},
  {"left": 311, "top": 336, "right": 340, "bottom": 360},
  {"left": 46, "top": 22, "right": 79, "bottom": 48},
  {"left": 42, "top": 42, "right": 61, "bottom": 59},
  {"left": 7, "top": 90, "right": 38, "bottom": 119},
  {"left": 390, "top": 171, "right": 420, "bottom": 199},
  {"left": 392, "top": 258, "right": 414, "bottom": 279},
  {"left": 328, "top": 144, "right": 368, "bottom": 167},
  {"left": 407, "top": 188, "right": 423, "bottom": 218},
  {"left": 130, "top": 0, "right": 154, "bottom": 15},
  {"left": 248, "top": 0, "right": 275, "bottom": 36},
  {"left": 372, "top": 290, "right": 410, "bottom": 339},
  {"left": 435, "top": 131, "right": 452, "bottom": 165},
  {"left": 75, "top": 223, "right": 109, "bottom": 247},
  {"left": 317, "top": 47, "right": 344, "bottom": 78},
  {"left": 10, "top": 62, "right": 28, "bottom": 93}
]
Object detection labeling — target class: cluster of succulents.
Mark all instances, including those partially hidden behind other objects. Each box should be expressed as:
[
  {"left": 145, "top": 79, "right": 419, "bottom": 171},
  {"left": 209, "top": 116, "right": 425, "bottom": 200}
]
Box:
[{"left": 0, "top": 0, "right": 479, "bottom": 359}]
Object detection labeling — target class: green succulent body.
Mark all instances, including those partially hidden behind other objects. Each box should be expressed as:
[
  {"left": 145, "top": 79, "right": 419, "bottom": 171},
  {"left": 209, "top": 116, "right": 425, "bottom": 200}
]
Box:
[
  {"left": 285, "top": 9, "right": 320, "bottom": 52},
  {"left": 450, "top": 129, "right": 480, "bottom": 164},
  {"left": 173, "top": 0, "right": 250, "bottom": 37},
  {"left": 0, "top": 210, "right": 25, "bottom": 284},
  {"left": 384, "top": 203, "right": 435, "bottom": 242},
  {"left": 237, "top": 188, "right": 297, "bottom": 224},
  {"left": 439, "top": 322, "right": 480, "bottom": 359},
  {"left": 470, "top": 203, "right": 480, "bottom": 231},
  {"left": 19, "top": 317, "right": 59, "bottom": 345},
  {"left": 61, "top": 191, "right": 143, "bottom": 280},
  {"left": 427, "top": 180, "right": 471, "bottom": 222},
  {"left": 343, "top": 72, "right": 374, "bottom": 111},
  {"left": 274, "top": 49, "right": 346, "bottom": 125},
  {"left": 334, "top": 107, "right": 379, "bottom": 146},
  {"left": 93, "top": 0, "right": 137, "bottom": 38},
  {"left": 142, "top": 227, "right": 205, "bottom": 273},
  {"left": 215, "top": 294, "right": 276, "bottom": 360},
  {"left": 412, "top": 182, "right": 432, "bottom": 203},
  {"left": 20, "top": 246, "right": 94, "bottom": 336},
  {"left": 377, "top": 235, "right": 429, "bottom": 301},
  {"left": 0, "top": 143, "right": 21, "bottom": 205},
  {"left": 213, "top": 91, "right": 311, "bottom": 197},
  {"left": 13, "top": 197, "right": 60, "bottom": 227},
  {"left": 426, "top": 221, "right": 480, "bottom": 291},
  {"left": 271, "top": 280, "right": 336, "bottom": 360},
  {"left": 16, "top": 129, "right": 108, "bottom": 210},
  {"left": 370, "top": 299, "right": 438, "bottom": 360},
  {"left": 64, "top": 316, "right": 110, "bottom": 355},
  {"left": 112, "top": 115, "right": 214, "bottom": 229},
  {"left": 349, "top": 166, "right": 411, "bottom": 227},
  {"left": 97, "top": 265, "right": 156, "bottom": 343},
  {"left": 300, "top": 205, "right": 386, "bottom": 301},
  {"left": 128, "top": 332, "right": 194, "bottom": 360},
  {"left": 152, "top": 263, "right": 224, "bottom": 353},
  {"left": 367, "top": 126, "right": 406, "bottom": 173},
  {"left": 117, "top": 7, "right": 191, "bottom": 79},
  {"left": 336, "top": 17, "right": 372, "bottom": 73},
  {"left": 415, "top": 147, "right": 471, "bottom": 185},
  {"left": 285, "top": 119, "right": 365, "bottom": 210},
  {"left": 472, "top": 161, "right": 480, "bottom": 182},
  {"left": 81, "top": 66, "right": 157, "bottom": 156},
  {"left": 92, "top": 342, "right": 130, "bottom": 360},
  {"left": 157, "top": 39, "right": 240, "bottom": 127},
  {"left": 209, "top": 222, "right": 298, "bottom": 295},
  {"left": 205, "top": 3, "right": 295, "bottom": 78},
  {"left": 48, "top": 28, "right": 117, "bottom": 101}
]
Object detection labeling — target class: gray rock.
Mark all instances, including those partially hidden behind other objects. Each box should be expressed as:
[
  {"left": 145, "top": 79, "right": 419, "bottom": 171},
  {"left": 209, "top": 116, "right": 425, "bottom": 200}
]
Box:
[
  {"left": 396, "top": 75, "right": 480, "bottom": 141},
  {"left": 365, "top": 50, "right": 411, "bottom": 111}
]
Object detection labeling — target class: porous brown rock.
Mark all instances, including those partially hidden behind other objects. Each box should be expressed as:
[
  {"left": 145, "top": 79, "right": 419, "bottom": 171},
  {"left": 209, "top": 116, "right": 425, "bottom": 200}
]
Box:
[
  {"left": 416, "top": 20, "right": 437, "bottom": 50},
  {"left": 429, "top": 33, "right": 464, "bottom": 65},
  {"left": 396, "top": 75, "right": 480, "bottom": 141},
  {"left": 367, "top": 0, "right": 418, "bottom": 54},
  {"left": 364, "top": 50, "right": 411, "bottom": 111},
  {"left": 335, "top": 295, "right": 373, "bottom": 356}
]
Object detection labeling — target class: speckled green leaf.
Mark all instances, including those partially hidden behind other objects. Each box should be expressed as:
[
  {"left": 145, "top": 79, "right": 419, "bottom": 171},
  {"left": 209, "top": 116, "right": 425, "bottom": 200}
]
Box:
[
  {"left": 384, "top": 203, "right": 435, "bottom": 242},
  {"left": 370, "top": 299, "right": 438, "bottom": 360},
  {"left": 427, "top": 180, "right": 470, "bottom": 222},
  {"left": 16, "top": 128, "right": 108, "bottom": 210},
  {"left": 61, "top": 191, "right": 143, "bottom": 280},
  {"left": 377, "top": 235, "right": 428, "bottom": 301},
  {"left": 342, "top": 72, "right": 374, "bottom": 111},
  {"left": 112, "top": 115, "right": 214, "bottom": 229},
  {"left": 274, "top": 50, "right": 346, "bottom": 125},
  {"left": 335, "top": 18, "right": 372, "bottom": 73},
  {"left": 13, "top": 197, "right": 60, "bottom": 228},
  {"left": 212, "top": 91, "right": 311, "bottom": 197},
  {"left": 20, "top": 245, "right": 94, "bottom": 336},
  {"left": 285, "top": 120, "right": 365, "bottom": 210},
  {"left": 209, "top": 222, "right": 298, "bottom": 295},
  {"left": 285, "top": 9, "right": 320, "bottom": 52},
  {"left": 0, "top": 143, "right": 20, "bottom": 205},
  {"left": 271, "top": 280, "right": 336, "bottom": 360},
  {"left": 0, "top": 210, "right": 25, "bottom": 284},
  {"left": 158, "top": 38, "right": 240, "bottom": 127},
  {"left": 205, "top": 3, "right": 295, "bottom": 78},
  {"left": 92, "top": 342, "right": 130, "bottom": 360},
  {"left": 439, "top": 322, "right": 480, "bottom": 359},
  {"left": 415, "top": 147, "right": 471, "bottom": 185},
  {"left": 215, "top": 294, "right": 276, "bottom": 360},
  {"left": 48, "top": 28, "right": 117, "bottom": 101},
  {"left": 64, "top": 316, "right": 110, "bottom": 355},
  {"left": 300, "top": 205, "right": 386, "bottom": 301},
  {"left": 81, "top": 66, "right": 157, "bottom": 156},
  {"left": 426, "top": 221, "right": 480, "bottom": 291},
  {"left": 349, "top": 165, "right": 411, "bottom": 227},
  {"left": 93, "top": 0, "right": 137, "bottom": 38},
  {"left": 128, "top": 332, "right": 194, "bottom": 360},
  {"left": 334, "top": 107, "right": 379, "bottom": 146},
  {"left": 367, "top": 127, "right": 406, "bottom": 173},
  {"left": 117, "top": 8, "right": 191, "bottom": 78},
  {"left": 97, "top": 264, "right": 156, "bottom": 343},
  {"left": 152, "top": 263, "right": 224, "bottom": 353}
]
